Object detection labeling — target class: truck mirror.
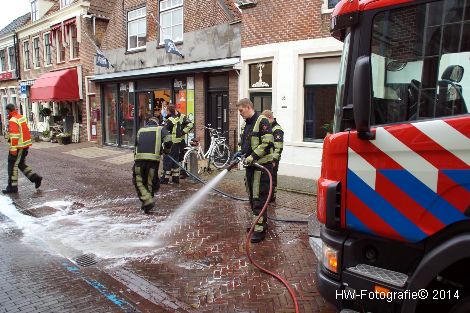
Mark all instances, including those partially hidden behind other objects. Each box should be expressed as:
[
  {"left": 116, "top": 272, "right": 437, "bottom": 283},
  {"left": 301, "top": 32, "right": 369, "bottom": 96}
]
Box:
[{"left": 353, "top": 56, "right": 375, "bottom": 140}]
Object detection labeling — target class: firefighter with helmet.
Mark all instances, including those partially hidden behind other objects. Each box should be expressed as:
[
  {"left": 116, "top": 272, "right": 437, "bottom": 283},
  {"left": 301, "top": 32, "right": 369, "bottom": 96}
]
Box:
[
  {"left": 133, "top": 117, "right": 172, "bottom": 213},
  {"left": 234, "top": 98, "right": 274, "bottom": 243},
  {"left": 2, "top": 103, "right": 42, "bottom": 194}
]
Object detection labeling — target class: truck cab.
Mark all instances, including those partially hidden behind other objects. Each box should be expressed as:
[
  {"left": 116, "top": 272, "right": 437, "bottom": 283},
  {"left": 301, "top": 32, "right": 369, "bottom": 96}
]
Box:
[{"left": 310, "top": 0, "right": 470, "bottom": 312}]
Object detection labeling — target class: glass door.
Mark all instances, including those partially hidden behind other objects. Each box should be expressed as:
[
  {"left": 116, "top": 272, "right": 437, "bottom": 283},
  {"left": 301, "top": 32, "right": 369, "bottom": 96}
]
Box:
[{"left": 103, "top": 83, "right": 118, "bottom": 145}]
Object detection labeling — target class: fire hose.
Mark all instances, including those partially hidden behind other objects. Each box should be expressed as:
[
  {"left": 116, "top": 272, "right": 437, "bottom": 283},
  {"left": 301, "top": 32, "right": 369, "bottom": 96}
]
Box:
[{"left": 167, "top": 155, "right": 300, "bottom": 313}]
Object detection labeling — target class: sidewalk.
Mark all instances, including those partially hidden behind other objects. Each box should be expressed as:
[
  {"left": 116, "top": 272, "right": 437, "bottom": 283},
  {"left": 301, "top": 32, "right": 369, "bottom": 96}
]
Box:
[{"left": 0, "top": 140, "right": 333, "bottom": 313}]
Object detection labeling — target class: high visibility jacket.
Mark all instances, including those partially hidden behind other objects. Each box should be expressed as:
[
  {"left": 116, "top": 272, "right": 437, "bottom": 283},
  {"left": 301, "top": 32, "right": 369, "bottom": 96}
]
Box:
[
  {"left": 165, "top": 114, "right": 183, "bottom": 143},
  {"left": 239, "top": 112, "right": 273, "bottom": 165},
  {"left": 271, "top": 119, "right": 284, "bottom": 161},
  {"left": 8, "top": 111, "right": 32, "bottom": 153},
  {"left": 179, "top": 112, "right": 194, "bottom": 136},
  {"left": 134, "top": 126, "right": 172, "bottom": 161}
]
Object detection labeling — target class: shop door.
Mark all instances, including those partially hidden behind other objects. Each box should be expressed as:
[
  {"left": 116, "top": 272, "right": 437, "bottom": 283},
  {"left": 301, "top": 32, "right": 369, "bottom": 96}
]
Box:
[
  {"left": 136, "top": 92, "right": 153, "bottom": 129},
  {"left": 206, "top": 92, "right": 228, "bottom": 150}
]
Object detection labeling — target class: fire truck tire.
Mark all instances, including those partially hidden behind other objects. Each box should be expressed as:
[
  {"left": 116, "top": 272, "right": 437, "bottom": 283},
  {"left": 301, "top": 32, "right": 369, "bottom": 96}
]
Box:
[{"left": 449, "top": 296, "right": 470, "bottom": 313}]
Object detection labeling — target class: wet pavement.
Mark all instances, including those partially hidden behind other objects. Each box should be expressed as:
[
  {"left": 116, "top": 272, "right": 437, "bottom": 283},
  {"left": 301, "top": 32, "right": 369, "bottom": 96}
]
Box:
[{"left": 0, "top": 140, "right": 336, "bottom": 313}]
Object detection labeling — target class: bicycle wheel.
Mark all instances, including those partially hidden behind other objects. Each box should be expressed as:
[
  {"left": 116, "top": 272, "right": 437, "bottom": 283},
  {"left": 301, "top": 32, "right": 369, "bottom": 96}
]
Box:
[
  {"left": 183, "top": 149, "right": 202, "bottom": 175},
  {"left": 212, "top": 143, "right": 231, "bottom": 169}
]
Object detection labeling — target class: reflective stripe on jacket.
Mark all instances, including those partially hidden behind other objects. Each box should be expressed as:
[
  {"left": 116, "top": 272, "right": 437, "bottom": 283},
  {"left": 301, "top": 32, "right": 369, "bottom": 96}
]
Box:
[
  {"left": 240, "top": 113, "right": 274, "bottom": 165},
  {"left": 134, "top": 126, "right": 171, "bottom": 161},
  {"left": 272, "top": 120, "right": 284, "bottom": 161},
  {"left": 8, "top": 112, "right": 32, "bottom": 152}
]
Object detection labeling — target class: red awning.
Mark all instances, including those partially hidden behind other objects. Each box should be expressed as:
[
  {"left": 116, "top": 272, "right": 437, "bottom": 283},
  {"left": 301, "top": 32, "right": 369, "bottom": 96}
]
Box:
[{"left": 30, "top": 68, "right": 80, "bottom": 102}]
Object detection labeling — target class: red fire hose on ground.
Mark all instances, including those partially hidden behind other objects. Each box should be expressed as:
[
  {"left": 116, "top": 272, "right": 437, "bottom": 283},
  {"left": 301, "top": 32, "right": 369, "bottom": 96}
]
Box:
[{"left": 246, "top": 162, "right": 300, "bottom": 313}]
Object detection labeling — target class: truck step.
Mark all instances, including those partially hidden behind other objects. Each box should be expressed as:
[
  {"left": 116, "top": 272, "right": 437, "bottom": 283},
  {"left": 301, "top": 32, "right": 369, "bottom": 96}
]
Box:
[{"left": 346, "top": 264, "right": 408, "bottom": 288}]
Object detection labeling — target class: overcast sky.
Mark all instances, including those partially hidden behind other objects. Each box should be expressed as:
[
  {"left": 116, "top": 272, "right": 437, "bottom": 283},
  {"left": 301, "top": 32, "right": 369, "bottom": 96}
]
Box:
[{"left": 0, "top": 1, "right": 31, "bottom": 31}]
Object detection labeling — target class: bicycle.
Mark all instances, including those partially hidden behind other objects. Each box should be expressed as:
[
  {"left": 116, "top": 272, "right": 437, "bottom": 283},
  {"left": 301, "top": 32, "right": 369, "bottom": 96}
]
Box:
[{"left": 182, "top": 125, "right": 231, "bottom": 174}]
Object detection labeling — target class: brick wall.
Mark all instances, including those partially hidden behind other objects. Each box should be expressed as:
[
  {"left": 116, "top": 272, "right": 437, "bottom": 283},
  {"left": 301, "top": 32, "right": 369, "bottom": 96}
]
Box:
[
  {"left": 194, "top": 73, "right": 205, "bottom": 149},
  {"left": 241, "top": 0, "right": 331, "bottom": 48},
  {"left": 228, "top": 70, "right": 238, "bottom": 151}
]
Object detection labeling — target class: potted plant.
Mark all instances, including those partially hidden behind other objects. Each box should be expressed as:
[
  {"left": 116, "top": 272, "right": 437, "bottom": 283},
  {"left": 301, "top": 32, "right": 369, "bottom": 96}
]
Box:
[
  {"left": 41, "top": 130, "right": 51, "bottom": 142},
  {"left": 322, "top": 121, "right": 334, "bottom": 136},
  {"left": 57, "top": 132, "right": 72, "bottom": 145}
]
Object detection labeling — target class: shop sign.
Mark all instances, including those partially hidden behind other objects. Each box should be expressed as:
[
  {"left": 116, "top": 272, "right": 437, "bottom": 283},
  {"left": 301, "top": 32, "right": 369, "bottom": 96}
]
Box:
[{"left": 0, "top": 72, "right": 13, "bottom": 81}]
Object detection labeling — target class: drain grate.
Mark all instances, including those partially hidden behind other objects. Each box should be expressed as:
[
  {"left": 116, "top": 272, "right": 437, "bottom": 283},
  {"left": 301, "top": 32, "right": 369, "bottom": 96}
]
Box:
[{"left": 73, "top": 253, "right": 98, "bottom": 267}]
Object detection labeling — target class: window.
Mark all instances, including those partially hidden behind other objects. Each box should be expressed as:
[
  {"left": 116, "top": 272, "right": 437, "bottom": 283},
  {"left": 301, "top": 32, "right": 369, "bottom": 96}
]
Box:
[
  {"left": 56, "top": 29, "right": 65, "bottom": 62},
  {"left": 127, "top": 7, "right": 147, "bottom": 50},
  {"left": 248, "top": 61, "right": 272, "bottom": 113},
  {"left": 44, "top": 33, "right": 51, "bottom": 65},
  {"left": 0, "top": 50, "right": 5, "bottom": 72},
  {"left": 70, "top": 24, "right": 79, "bottom": 59},
  {"left": 60, "top": 0, "right": 71, "bottom": 8},
  {"left": 31, "top": 0, "right": 38, "bottom": 22},
  {"left": 23, "top": 41, "right": 30, "bottom": 70},
  {"left": 327, "top": 0, "right": 340, "bottom": 10},
  {"left": 8, "top": 47, "right": 16, "bottom": 71},
  {"left": 304, "top": 57, "right": 340, "bottom": 141},
  {"left": 160, "top": 0, "right": 183, "bottom": 43},
  {"left": 370, "top": 1, "right": 470, "bottom": 125},
  {"left": 33, "top": 37, "right": 40, "bottom": 68}
]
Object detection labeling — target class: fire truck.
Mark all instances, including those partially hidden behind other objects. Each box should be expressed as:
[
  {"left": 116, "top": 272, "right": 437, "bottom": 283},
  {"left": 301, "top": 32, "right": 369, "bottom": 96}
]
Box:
[{"left": 309, "top": 0, "right": 470, "bottom": 312}]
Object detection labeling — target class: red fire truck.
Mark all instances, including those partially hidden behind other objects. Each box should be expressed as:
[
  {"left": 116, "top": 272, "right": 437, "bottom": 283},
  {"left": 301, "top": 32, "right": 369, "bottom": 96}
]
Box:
[{"left": 309, "top": 0, "right": 470, "bottom": 312}]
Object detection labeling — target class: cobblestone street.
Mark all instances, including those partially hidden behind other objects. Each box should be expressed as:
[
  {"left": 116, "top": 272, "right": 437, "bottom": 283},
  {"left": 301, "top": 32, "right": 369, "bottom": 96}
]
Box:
[{"left": 0, "top": 140, "right": 335, "bottom": 313}]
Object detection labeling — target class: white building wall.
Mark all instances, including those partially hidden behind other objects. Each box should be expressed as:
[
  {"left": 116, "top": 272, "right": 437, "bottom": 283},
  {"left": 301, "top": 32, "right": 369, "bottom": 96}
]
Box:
[{"left": 240, "top": 37, "right": 343, "bottom": 179}]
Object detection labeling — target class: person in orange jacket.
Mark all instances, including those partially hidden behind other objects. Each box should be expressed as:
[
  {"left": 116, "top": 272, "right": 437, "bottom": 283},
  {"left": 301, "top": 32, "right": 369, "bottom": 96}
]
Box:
[{"left": 2, "top": 104, "right": 42, "bottom": 194}]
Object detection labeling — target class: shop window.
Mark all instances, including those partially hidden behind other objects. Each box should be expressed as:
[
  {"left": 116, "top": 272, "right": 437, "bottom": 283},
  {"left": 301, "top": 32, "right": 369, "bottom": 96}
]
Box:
[
  {"left": 8, "top": 47, "right": 16, "bottom": 71},
  {"left": 160, "top": 0, "right": 183, "bottom": 44},
  {"left": 304, "top": 57, "right": 340, "bottom": 141},
  {"left": 128, "top": 7, "right": 147, "bottom": 50},
  {"left": 44, "top": 33, "right": 52, "bottom": 65},
  {"left": 33, "top": 37, "right": 40, "bottom": 68},
  {"left": 70, "top": 24, "right": 79, "bottom": 59},
  {"left": 23, "top": 41, "right": 30, "bottom": 70},
  {"left": 56, "top": 29, "right": 65, "bottom": 62},
  {"left": 0, "top": 50, "right": 5, "bottom": 72}
]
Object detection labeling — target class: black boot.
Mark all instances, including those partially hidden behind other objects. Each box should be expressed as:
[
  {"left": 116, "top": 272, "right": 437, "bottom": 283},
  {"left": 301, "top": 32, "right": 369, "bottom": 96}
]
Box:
[
  {"left": 141, "top": 202, "right": 154, "bottom": 214},
  {"left": 160, "top": 177, "right": 169, "bottom": 184},
  {"left": 172, "top": 176, "right": 180, "bottom": 184},
  {"left": 34, "top": 176, "right": 43, "bottom": 189},
  {"left": 250, "top": 230, "right": 266, "bottom": 243},
  {"left": 2, "top": 186, "right": 18, "bottom": 194}
]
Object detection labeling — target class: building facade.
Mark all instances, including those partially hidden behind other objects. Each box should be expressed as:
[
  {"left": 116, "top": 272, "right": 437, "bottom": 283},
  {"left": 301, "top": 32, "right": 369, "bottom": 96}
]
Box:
[
  {"left": 239, "top": 0, "right": 343, "bottom": 179},
  {"left": 16, "top": 0, "right": 114, "bottom": 141},
  {"left": 92, "top": 0, "right": 241, "bottom": 151},
  {"left": 0, "top": 14, "right": 30, "bottom": 132}
]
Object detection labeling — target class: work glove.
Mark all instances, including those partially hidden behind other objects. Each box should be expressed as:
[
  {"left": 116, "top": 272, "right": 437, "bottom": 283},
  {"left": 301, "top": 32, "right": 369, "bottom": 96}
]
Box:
[
  {"left": 232, "top": 151, "right": 244, "bottom": 160},
  {"left": 244, "top": 155, "right": 254, "bottom": 165}
]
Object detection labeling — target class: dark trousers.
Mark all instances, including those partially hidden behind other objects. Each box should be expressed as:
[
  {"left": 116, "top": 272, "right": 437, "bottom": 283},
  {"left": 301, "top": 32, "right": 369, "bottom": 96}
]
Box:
[
  {"left": 163, "top": 142, "right": 181, "bottom": 178},
  {"left": 272, "top": 161, "right": 279, "bottom": 198},
  {"left": 133, "top": 160, "right": 160, "bottom": 207},
  {"left": 7, "top": 149, "right": 39, "bottom": 188},
  {"left": 245, "top": 163, "right": 273, "bottom": 231}
]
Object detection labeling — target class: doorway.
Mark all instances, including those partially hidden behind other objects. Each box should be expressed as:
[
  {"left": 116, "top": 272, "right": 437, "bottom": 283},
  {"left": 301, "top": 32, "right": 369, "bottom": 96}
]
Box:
[{"left": 206, "top": 91, "right": 229, "bottom": 150}]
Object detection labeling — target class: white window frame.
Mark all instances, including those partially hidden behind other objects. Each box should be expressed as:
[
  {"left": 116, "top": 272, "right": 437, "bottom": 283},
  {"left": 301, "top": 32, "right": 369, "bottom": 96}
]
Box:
[
  {"left": 127, "top": 7, "right": 147, "bottom": 51},
  {"left": 33, "top": 36, "right": 41, "bottom": 69},
  {"left": 23, "top": 40, "right": 30, "bottom": 70},
  {"left": 0, "top": 49, "right": 6, "bottom": 73},
  {"left": 8, "top": 47, "right": 16, "bottom": 71},
  {"left": 31, "top": 0, "right": 38, "bottom": 22},
  {"left": 43, "top": 32, "right": 52, "bottom": 66},
  {"left": 60, "top": 0, "right": 71, "bottom": 8},
  {"left": 56, "top": 28, "right": 65, "bottom": 63},
  {"left": 69, "top": 24, "right": 80, "bottom": 60},
  {"left": 159, "top": 0, "right": 183, "bottom": 44}
]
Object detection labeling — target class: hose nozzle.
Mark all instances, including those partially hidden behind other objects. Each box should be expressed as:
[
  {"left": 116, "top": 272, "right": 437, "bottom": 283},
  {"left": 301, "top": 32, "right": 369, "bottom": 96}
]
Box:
[{"left": 227, "top": 156, "right": 243, "bottom": 171}]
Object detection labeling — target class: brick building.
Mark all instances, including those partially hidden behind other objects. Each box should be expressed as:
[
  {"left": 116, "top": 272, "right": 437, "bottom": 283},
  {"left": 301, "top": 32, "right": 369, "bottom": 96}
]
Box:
[
  {"left": 92, "top": 0, "right": 241, "bottom": 151},
  {"left": 0, "top": 13, "right": 30, "bottom": 133},
  {"left": 15, "top": 0, "right": 115, "bottom": 141},
  {"left": 238, "top": 0, "right": 343, "bottom": 179}
]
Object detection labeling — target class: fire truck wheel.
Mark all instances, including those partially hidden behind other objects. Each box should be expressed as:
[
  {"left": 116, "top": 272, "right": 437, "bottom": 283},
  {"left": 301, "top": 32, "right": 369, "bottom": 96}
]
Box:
[{"left": 449, "top": 296, "right": 470, "bottom": 313}]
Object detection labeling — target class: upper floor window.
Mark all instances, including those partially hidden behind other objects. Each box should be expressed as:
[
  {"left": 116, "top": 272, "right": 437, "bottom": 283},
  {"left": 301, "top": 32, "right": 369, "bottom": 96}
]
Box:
[
  {"left": 0, "top": 50, "right": 5, "bottom": 72},
  {"left": 8, "top": 47, "right": 16, "bottom": 71},
  {"left": 70, "top": 24, "right": 79, "bottom": 59},
  {"left": 56, "top": 29, "right": 65, "bottom": 62},
  {"left": 23, "top": 41, "right": 30, "bottom": 70},
  {"left": 60, "top": 0, "right": 71, "bottom": 8},
  {"left": 160, "top": 0, "right": 183, "bottom": 44},
  {"left": 31, "top": 0, "right": 38, "bottom": 22},
  {"left": 33, "top": 37, "right": 40, "bottom": 68},
  {"left": 44, "top": 33, "right": 52, "bottom": 65},
  {"left": 127, "top": 7, "right": 147, "bottom": 50}
]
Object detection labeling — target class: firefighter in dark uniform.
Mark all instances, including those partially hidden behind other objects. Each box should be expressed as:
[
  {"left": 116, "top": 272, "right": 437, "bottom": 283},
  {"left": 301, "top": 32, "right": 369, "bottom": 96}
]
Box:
[
  {"left": 161, "top": 105, "right": 184, "bottom": 184},
  {"left": 177, "top": 109, "right": 194, "bottom": 179},
  {"left": 3, "top": 104, "right": 42, "bottom": 194},
  {"left": 262, "top": 110, "right": 284, "bottom": 202},
  {"left": 235, "top": 98, "right": 274, "bottom": 243},
  {"left": 133, "top": 117, "right": 172, "bottom": 213}
]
